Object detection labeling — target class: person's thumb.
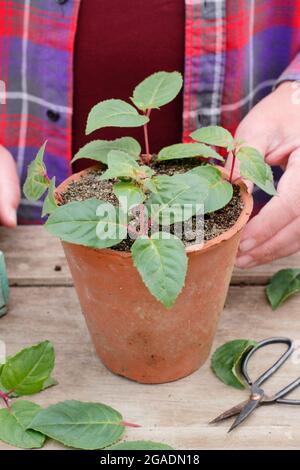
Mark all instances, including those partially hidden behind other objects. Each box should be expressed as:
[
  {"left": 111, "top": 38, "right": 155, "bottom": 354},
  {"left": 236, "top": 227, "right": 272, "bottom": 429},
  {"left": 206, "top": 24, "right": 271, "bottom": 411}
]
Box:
[{"left": 0, "top": 146, "right": 20, "bottom": 227}]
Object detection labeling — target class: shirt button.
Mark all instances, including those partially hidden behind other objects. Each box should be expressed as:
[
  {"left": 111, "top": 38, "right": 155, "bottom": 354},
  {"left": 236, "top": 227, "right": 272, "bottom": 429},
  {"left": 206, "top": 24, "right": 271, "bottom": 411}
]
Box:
[{"left": 47, "top": 109, "right": 60, "bottom": 122}]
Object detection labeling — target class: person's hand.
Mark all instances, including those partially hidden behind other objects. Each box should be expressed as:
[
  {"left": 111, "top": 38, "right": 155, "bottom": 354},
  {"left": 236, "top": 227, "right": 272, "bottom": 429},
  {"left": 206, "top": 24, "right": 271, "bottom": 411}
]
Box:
[
  {"left": 232, "top": 81, "right": 300, "bottom": 268},
  {"left": 0, "top": 145, "right": 20, "bottom": 227}
]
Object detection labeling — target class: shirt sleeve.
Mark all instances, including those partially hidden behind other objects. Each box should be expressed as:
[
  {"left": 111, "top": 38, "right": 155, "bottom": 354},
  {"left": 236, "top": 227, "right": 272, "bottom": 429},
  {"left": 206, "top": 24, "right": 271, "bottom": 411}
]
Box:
[{"left": 274, "top": 52, "right": 300, "bottom": 88}]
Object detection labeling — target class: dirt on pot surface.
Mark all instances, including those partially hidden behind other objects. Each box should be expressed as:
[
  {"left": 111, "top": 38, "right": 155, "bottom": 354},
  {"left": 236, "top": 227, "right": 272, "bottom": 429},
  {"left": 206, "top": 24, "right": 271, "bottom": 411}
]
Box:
[{"left": 60, "top": 160, "right": 244, "bottom": 251}]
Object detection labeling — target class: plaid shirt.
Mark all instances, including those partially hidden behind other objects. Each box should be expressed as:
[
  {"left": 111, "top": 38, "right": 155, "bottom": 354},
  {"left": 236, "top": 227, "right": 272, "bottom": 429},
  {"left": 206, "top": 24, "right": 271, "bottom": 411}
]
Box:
[{"left": 1, "top": 0, "right": 300, "bottom": 222}]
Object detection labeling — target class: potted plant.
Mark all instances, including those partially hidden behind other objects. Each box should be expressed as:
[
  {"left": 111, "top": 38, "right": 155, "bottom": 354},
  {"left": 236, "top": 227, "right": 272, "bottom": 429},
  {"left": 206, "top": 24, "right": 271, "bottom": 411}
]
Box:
[{"left": 24, "top": 71, "right": 275, "bottom": 384}]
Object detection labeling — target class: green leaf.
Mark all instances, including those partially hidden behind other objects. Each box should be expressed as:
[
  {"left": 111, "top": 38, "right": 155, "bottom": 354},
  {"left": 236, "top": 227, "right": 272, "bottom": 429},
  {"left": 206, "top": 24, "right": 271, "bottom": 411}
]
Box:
[
  {"left": 0, "top": 341, "right": 55, "bottom": 396},
  {"left": 157, "top": 143, "right": 224, "bottom": 162},
  {"left": 189, "top": 165, "right": 233, "bottom": 213},
  {"left": 237, "top": 146, "right": 277, "bottom": 196},
  {"left": 211, "top": 339, "right": 257, "bottom": 390},
  {"left": 71, "top": 137, "right": 141, "bottom": 165},
  {"left": 142, "top": 178, "right": 158, "bottom": 194},
  {"left": 86, "top": 99, "right": 149, "bottom": 134},
  {"left": 227, "top": 141, "right": 236, "bottom": 152},
  {"left": 0, "top": 251, "right": 9, "bottom": 317},
  {"left": 146, "top": 173, "right": 207, "bottom": 224},
  {"left": 113, "top": 182, "right": 145, "bottom": 211},
  {"left": 46, "top": 199, "right": 127, "bottom": 249},
  {"left": 100, "top": 150, "right": 154, "bottom": 181},
  {"left": 1, "top": 376, "right": 58, "bottom": 399},
  {"left": 108, "top": 440, "right": 174, "bottom": 450},
  {"left": 41, "top": 376, "right": 59, "bottom": 391},
  {"left": 266, "top": 269, "right": 300, "bottom": 310},
  {"left": 42, "top": 177, "right": 58, "bottom": 217},
  {"left": 131, "top": 233, "right": 188, "bottom": 308},
  {"left": 190, "top": 126, "right": 234, "bottom": 148},
  {"left": 131, "top": 71, "right": 183, "bottom": 111},
  {"left": 99, "top": 150, "right": 138, "bottom": 180},
  {"left": 29, "top": 400, "right": 125, "bottom": 450},
  {"left": 0, "top": 401, "right": 46, "bottom": 449},
  {"left": 23, "top": 141, "right": 49, "bottom": 201}
]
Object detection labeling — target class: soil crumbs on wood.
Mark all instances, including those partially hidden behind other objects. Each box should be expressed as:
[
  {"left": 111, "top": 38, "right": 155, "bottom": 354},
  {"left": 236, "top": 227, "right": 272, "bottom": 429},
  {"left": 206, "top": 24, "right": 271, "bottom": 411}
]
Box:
[{"left": 61, "top": 162, "right": 244, "bottom": 251}]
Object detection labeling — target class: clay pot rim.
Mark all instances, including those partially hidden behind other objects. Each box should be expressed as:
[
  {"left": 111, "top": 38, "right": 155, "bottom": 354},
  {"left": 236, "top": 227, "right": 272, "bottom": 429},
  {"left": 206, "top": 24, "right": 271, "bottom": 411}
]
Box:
[{"left": 57, "top": 164, "right": 253, "bottom": 258}]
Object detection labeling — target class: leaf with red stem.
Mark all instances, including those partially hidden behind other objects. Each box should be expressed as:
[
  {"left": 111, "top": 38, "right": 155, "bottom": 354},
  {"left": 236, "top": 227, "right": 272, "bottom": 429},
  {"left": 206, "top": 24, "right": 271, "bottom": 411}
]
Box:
[
  {"left": 131, "top": 71, "right": 183, "bottom": 111},
  {"left": 29, "top": 400, "right": 125, "bottom": 450},
  {"left": 23, "top": 141, "right": 50, "bottom": 201},
  {"left": 86, "top": 99, "right": 149, "bottom": 134},
  {"left": 0, "top": 401, "right": 45, "bottom": 449},
  {"left": 157, "top": 143, "right": 224, "bottom": 162},
  {"left": 71, "top": 137, "right": 141, "bottom": 164},
  {"left": 190, "top": 125, "right": 234, "bottom": 148},
  {"left": 131, "top": 233, "right": 188, "bottom": 308},
  {"left": 42, "top": 176, "right": 59, "bottom": 217},
  {"left": 0, "top": 340, "right": 55, "bottom": 396},
  {"left": 46, "top": 199, "right": 128, "bottom": 249},
  {"left": 236, "top": 146, "right": 277, "bottom": 195},
  {"left": 100, "top": 150, "right": 154, "bottom": 181},
  {"left": 188, "top": 165, "right": 233, "bottom": 213}
]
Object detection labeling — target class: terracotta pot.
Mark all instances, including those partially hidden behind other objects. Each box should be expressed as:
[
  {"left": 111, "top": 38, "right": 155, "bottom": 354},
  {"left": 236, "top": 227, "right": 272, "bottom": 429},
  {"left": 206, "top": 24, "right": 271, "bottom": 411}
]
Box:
[{"left": 57, "top": 167, "right": 253, "bottom": 384}]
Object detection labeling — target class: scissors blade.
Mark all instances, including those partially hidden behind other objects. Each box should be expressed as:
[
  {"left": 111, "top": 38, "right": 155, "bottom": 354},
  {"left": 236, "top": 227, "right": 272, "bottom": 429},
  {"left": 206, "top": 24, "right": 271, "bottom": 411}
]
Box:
[
  {"left": 228, "top": 397, "right": 261, "bottom": 432},
  {"left": 210, "top": 399, "right": 249, "bottom": 424}
]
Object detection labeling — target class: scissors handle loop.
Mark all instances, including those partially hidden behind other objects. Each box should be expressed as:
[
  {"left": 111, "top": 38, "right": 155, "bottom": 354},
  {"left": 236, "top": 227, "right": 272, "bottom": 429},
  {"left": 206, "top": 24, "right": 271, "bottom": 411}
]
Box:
[
  {"left": 275, "top": 377, "right": 300, "bottom": 404},
  {"left": 242, "top": 337, "right": 293, "bottom": 388}
]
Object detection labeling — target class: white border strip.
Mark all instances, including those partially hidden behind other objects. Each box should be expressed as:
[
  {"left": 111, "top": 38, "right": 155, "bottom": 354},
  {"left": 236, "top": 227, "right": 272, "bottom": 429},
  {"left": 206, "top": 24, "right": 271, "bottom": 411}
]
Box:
[
  {"left": 210, "top": 0, "right": 224, "bottom": 124},
  {"left": 0, "top": 91, "right": 72, "bottom": 114},
  {"left": 248, "top": 0, "right": 255, "bottom": 111},
  {"left": 20, "top": 198, "right": 43, "bottom": 208},
  {"left": 184, "top": 79, "right": 277, "bottom": 117},
  {"left": 16, "top": 0, "right": 31, "bottom": 178}
]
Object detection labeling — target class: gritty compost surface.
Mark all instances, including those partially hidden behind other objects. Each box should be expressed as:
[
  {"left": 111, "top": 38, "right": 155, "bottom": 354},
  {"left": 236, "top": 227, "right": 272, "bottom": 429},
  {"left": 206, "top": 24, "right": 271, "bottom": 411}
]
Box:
[{"left": 61, "top": 160, "right": 243, "bottom": 251}]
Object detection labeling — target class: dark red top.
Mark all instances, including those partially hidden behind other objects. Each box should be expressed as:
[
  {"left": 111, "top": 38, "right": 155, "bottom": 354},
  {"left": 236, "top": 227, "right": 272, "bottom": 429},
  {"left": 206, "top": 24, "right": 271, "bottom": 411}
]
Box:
[{"left": 72, "top": 0, "right": 185, "bottom": 171}]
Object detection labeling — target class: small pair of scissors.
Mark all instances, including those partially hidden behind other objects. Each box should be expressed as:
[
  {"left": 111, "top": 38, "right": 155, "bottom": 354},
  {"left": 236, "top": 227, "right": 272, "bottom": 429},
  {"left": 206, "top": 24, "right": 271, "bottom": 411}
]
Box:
[{"left": 211, "top": 337, "right": 300, "bottom": 432}]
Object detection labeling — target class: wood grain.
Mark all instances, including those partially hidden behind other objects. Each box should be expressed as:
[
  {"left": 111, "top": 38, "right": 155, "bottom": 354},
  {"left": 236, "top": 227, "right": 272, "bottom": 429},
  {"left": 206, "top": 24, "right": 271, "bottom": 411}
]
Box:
[
  {"left": 0, "top": 227, "right": 300, "bottom": 450},
  {"left": 1, "top": 285, "right": 300, "bottom": 450}
]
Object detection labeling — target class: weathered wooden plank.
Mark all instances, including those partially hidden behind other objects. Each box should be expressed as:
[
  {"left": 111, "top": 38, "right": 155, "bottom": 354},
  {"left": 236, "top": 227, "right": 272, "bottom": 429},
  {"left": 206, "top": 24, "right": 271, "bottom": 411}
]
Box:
[
  {"left": 232, "top": 261, "right": 300, "bottom": 285},
  {"left": 0, "top": 285, "right": 299, "bottom": 450},
  {"left": 1, "top": 227, "right": 300, "bottom": 286},
  {"left": 0, "top": 227, "right": 71, "bottom": 286}
]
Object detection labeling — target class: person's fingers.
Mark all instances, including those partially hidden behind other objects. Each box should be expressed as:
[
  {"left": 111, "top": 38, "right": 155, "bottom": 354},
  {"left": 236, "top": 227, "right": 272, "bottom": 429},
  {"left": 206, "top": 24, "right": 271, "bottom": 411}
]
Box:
[
  {"left": 236, "top": 214, "right": 300, "bottom": 268},
  {"left": 264, "top": 139, "right": 298, "bottom": 167},
  {"left": 0, "top": 146, "right": 20, "bottom": 227},
  {"left": 238, "top": 150, "right": 300, "bottom": 257},
  {"left": 234, "top": 123, "right": 270, "bottom": 157}
]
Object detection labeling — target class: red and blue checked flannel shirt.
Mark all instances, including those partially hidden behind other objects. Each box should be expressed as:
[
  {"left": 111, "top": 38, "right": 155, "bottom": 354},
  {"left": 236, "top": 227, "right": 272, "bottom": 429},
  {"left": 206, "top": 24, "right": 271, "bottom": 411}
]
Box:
[{"left": 0, "top": 0, "right": 300, "bottom": 222}]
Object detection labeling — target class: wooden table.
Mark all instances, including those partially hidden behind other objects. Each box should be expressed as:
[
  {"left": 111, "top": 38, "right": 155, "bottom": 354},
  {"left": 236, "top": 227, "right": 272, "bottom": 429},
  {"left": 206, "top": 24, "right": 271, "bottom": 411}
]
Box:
[{"left": 1, "top": 226, "right": 300, "bottom": 450}]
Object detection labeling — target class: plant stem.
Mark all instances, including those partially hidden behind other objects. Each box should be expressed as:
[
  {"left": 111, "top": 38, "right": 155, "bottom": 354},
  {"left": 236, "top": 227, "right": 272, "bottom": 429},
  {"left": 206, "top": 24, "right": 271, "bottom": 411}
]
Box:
[
  {"left": 229, "top": 149, "right": 236, "bottom": 183},
  {"left": 55, "top": 191, "right": 64, "bottom": 204},
  {"left": 0, "top": 390, "right": 10, "bottom": 409},
  {"left": 143, "top": 110, "right": 151, "bottom": 164},
  {"left": 121, "top": 421, "right": 141, "bottom": 428}
]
